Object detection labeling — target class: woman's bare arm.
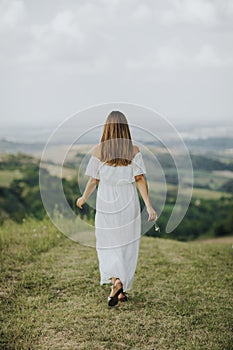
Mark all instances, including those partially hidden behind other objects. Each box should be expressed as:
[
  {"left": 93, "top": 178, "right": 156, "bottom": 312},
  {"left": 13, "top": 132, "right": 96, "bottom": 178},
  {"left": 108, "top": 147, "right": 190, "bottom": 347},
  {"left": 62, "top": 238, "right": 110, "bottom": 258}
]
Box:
[
  {"left": 76, "top": 177, "right": 99, "bottom": 209},
  {"left": 76, "top": 144, "right": 100, "bottom": 209},
  {"left": 135, "top": 174, "right": 157, "bottom": 221}
]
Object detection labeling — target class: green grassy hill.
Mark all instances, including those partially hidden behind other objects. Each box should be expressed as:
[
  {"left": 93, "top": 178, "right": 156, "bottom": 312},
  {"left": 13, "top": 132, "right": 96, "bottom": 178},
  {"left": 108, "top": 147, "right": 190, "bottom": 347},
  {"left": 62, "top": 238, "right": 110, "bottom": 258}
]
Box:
[{"left": 0, "top": 219, "right": 233, "bottom": 350}]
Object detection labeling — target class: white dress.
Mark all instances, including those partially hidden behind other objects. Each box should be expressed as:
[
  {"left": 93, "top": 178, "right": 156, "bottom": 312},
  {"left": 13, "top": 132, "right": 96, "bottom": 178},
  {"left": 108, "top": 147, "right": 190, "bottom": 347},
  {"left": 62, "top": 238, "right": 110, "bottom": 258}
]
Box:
[{"left": 85, "top": 151, "right": 147, "bottom": 292}]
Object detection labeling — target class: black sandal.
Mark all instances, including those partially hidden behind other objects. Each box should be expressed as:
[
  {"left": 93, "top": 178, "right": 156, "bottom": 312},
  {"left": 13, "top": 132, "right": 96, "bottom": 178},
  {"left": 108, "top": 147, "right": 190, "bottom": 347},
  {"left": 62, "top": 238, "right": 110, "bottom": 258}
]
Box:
[
  {"left": 119, "top": 292, "right": 128, "bottom": 302},
  {"left": 108, "top": 287, "right": 124, "bottom": 307}
]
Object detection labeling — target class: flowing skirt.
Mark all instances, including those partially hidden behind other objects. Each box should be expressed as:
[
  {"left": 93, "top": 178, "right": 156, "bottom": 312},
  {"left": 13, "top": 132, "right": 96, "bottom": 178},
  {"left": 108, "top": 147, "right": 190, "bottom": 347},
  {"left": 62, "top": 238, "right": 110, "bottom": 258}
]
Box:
[{"left": 95, "top": 181, "right": 141, "bottom": 292}]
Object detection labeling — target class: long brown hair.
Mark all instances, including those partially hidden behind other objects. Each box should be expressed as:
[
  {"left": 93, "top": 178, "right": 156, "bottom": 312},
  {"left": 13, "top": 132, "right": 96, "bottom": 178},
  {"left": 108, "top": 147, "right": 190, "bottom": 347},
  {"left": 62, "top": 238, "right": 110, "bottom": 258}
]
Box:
[{"left": 100, "top": 111, "right": 134, "bottom": 166}]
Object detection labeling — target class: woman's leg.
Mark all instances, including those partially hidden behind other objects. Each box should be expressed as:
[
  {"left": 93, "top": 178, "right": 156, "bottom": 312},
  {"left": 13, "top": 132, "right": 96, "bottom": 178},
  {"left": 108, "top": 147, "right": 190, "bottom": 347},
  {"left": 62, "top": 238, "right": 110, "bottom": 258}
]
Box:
[{"left": 109, "top": 277, "right": 125, "bottom": 299}]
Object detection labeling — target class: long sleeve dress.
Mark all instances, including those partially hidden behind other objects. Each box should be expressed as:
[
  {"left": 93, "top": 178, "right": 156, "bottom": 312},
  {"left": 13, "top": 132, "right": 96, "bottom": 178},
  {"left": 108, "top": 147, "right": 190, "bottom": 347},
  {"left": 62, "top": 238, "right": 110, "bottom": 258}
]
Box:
[{"left": 84, "top": 151, "right": 147, "bottom": 292}]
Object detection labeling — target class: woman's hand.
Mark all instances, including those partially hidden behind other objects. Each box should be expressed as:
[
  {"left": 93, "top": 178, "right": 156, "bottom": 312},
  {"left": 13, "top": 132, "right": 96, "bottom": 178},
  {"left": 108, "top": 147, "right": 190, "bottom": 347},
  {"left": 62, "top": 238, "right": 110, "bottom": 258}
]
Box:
[
  {"left": 76, "top": 196, "right": 86, "bottom": 209},
  {"left": 146, "top": 205, "right": 158, "bottom": 222}
]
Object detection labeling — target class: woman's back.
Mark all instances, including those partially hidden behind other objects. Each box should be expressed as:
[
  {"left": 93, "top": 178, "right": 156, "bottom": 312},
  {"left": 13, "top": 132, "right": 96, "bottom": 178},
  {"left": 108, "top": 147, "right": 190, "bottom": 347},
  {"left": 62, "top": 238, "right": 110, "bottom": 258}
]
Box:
[{"left": 85, "top": 144, "right": 147, "bottom": 186}]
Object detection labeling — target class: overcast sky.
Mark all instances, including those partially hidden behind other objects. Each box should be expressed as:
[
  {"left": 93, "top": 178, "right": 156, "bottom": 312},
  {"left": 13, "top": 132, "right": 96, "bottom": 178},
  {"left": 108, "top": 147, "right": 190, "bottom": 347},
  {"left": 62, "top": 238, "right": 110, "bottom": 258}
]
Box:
[{"left": 1, "top": 0, "right": 233, "bottom": 128}]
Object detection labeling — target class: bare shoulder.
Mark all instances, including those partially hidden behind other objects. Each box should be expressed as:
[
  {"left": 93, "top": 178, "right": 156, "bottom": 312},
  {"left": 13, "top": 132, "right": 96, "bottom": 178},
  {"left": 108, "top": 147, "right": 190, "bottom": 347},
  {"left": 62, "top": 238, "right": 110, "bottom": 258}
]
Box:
[
  {"left": 92, "top": 144, "right": 101, "bottom": 158},
  {"left": 133, "top": 144, "right": 140, "bottom": 156}
]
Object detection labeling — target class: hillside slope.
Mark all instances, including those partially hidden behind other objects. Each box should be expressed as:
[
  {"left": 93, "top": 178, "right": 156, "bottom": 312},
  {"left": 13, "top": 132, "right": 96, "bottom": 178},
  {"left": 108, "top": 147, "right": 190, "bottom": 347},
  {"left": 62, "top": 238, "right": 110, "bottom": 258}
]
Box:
[{"left": 0, "top": 219, "right": 232, "bottom": 350}]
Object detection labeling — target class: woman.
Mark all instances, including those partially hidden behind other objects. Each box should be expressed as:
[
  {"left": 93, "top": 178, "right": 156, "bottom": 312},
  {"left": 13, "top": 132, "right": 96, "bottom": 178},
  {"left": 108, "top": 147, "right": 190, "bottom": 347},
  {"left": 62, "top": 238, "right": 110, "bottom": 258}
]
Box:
[{"left": 76, "top": 111, "right": 157, "bottom": 307}]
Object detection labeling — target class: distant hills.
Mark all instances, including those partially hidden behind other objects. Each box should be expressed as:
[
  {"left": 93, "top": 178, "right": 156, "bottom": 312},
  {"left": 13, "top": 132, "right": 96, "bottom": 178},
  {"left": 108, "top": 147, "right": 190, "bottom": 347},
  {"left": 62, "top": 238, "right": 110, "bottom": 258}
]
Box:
[
  {"left": 0, "top": 136, "right": 233, "bottom": 155},
  {"left": 0, "top": 139, "right": 45, "bottom": 154}
]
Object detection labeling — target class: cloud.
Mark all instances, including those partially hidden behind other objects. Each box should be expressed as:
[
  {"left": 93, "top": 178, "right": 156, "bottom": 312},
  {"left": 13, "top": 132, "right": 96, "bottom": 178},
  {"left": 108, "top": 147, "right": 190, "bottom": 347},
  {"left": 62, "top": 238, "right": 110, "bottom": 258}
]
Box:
[
  {"left": 12, "top": 1, "right": 151, "bottom": 70},
  {"left": 27, "top": 10, "right": 86, "bottom": 63},
  {"left": 130, "top": 4, "right": 152, "bottom": 22},
  {"left": 0, "top": 0, "right": 232, "bottom": 73},
  {"left": 161, "top": 0, "right": 218, "bottom": 25},
  {"left": 0, "top": 0, "right": 233, "bottom": 126},
  {"left": 194, "top": 45, "right": 233, "bottom": 67},
  {"left": 125, "top": 43, "right": 233, "bottom": 71},
  {"left": 48, "top": 10, "right": 84, "bottom": 39},
  {"left": 160, "top": 0, "right": 233, "bottom": 32},
  {"left": 0, "top": 0, "right": 26, "bottom": 28},
  {"left": 16, "top": 5, "right": 108, "bottom": 70},
  {"left": 0, "top": 0, "right": 30, "bottom": 64}
]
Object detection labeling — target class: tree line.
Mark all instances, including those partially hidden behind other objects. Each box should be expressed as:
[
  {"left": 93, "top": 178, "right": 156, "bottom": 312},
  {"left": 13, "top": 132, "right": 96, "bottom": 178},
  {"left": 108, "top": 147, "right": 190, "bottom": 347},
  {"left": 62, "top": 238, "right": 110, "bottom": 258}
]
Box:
[{"left": 0, "top": 153, "right": 232, "bottom": 241}]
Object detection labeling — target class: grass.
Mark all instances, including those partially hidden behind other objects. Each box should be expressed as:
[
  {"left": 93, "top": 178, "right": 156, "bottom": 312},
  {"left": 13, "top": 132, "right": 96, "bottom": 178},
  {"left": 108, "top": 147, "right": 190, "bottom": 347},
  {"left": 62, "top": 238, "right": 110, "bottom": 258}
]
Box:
[
  {"left": 166, "top": 183, "right": 231, "bottom": 200},
  {"left": 190, "top": 187, "right": 231, "bottom": 200},
  {"left": 40, "top": 162, "right": 77, "bottom": 180},
  {"left": 0, "top": 169, "right": 22, "bottom": 187},
  {"left": 0, "top": 219, "right": 233, "bottom": 350},
  {"left": 194, "top": 171, "right": 228, "bottom": 190}
]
